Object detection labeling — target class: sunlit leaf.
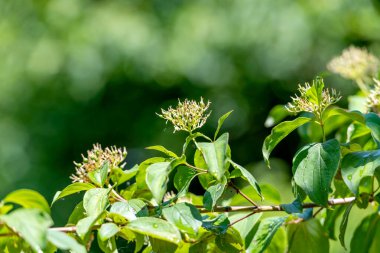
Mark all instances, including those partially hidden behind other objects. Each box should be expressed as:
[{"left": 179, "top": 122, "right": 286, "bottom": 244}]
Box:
[
  {"left": 162, "top": 203, "right": 202, "bottom": 235},
  {"left": 229, "top": 160, "right": 262, "bottom": 198},
  {"left": 83, "top": 188, "right": 110, "bottom": 217},
  {"left": 51, "top": 183, "right": 96, "bottom": 205},
  {"left": 88, "top": 161, "right": 109, "bottom": 187},
  {"left": 203, "top": 178, "right": 227, "bottom": 211},
  {"left": 214, "top": 110, "right": 233, "bottom": 140},
  {"left": 4, "top": 189, "right": 50, "bottom": 214},
  {"left": 98, "top": 223, "right": 119, "bottom": 241},
  {"left": 47, "top": 230, "right": 86, "bottom": 253},
  {"left": 146, "top": 145, "right": 178, "bottom": 158}
]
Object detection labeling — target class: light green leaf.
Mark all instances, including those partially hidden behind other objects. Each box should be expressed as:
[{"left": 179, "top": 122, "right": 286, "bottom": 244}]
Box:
[
  {"left": 146, "top": 162, "right": 172, "bottom": 203},
  {"left": 98, "top": 223, "right": 119, "bottom": 241},
  {"left": 229, "top": 160, "right": 262, "bottom": 198},
  {"left": 109, "top": 202, "right": 137, "bottom": 221},
  {"left": 146, "top": 145, "right": 178, "bottom": 158},
  {"left": 229, "top": 212, "right": 262, "bottom": 247},
  {"left": 136, "top": 157, "right": 167, "bottom": 191},
  {"left": 4, "top": 189, "right": 50, "bottom": 214},
  {"left": 365, "top": 113, "right": 380, "bottom": 143},
  {"left": 52, "top": 183, "right": 96, "bottom": 205},
  {"left": 341, "top": 150, "right": 380, "bottom": 195},
  {"left": 215, "top": 227, "right": 244, "bottom": 253},
  {"left": 127, "top": 217, "right": 182, "bottom": 244},
  {"left": 264, "top": 105, "right": 291, "bottom": 128},
  {"left": 293, "top": 139, "right": 340, "bottom": 206},
  {"left": 83, "top": 188, "right": 110, "bottom": 217},
  {"left": 97, "top": 235, "right": 118, "bottom": 253},
  {"left": 203, "top": 178, "right": 227, "bottom": 211},
  {"left": 214, "top": 110, "right": 233, "bottom": 140},
  {"left": 265, "top": 227, "right": 287, "bottom": 253},
  {"left": 262, "top": 117, "right": 312, "bottom": 168},
  {"left": 287, "top": 219, "right": 329, "bottom": 253},
  {"left": 68, "top": 201, "right": 86, "bottom": 225},
  {"left": 110, "top": 165, "right": 139, "bottom": 186},
  {"left": 350, "top": 213, "right": 380, "bottom": 253},
  {"left": 1, "top": 209, "right": 53, "bottom": 252},
  {"left": 182, "top": 132, "right": 212, "bottom": 154},
  {"left": 150, "top": 237, "right": 178, "bottom": 253},
  {"left": 88, "top": 161, "right": 109, "bottom": 187},
  {"left": 323, "top": 107, "right": 365, "bottom": 124},
  {"left": 47, "top": 230, "right": 86, "bottom": 253},
  {"left": 76, "top": 213, "right": 103, "bottom": 240},
  {"left": 338, "top": 201, "right": 354, "bottom": 249},
  {"left": 162, "top": 203, "right": 202, "bottom": 235},
  {"left": 198, "top": 133, "right": 229, "bottom": 180},
  {"left": 246, "top": 217, "right": 285, "bottom": 253}
]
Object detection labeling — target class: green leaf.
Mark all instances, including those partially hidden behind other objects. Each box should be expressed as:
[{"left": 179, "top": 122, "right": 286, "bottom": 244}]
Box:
[
  {"left": 229, "top": 160, "right": 262, "bottom": 198},
  {"left": 264, "top": 105, "right": 291, "bottom": 128},
  {"left": 365, "top": 113, "right": 380, "bottom": 143},
  {"left": 52, "top": 183, "right": 96, "bottom": 205},
  {"left": 98, "top": 223, "right": 119, "bottom": 241},
  {"left": 194, "top": 149, "right": 214, "bottom": 189},
  {"left": 88, "top": 161, "right": 109, "bottom": 187},
  {"left": 280, "top": 198, "right": 303, "bottom": 214},
  {"left": 83, "top": 188, "right": 110, "bottom": 217},
  {"left": 323, "top": 107, "right": 365, "bottom": 124},
  {"left": 127, "top": 217, "right": 182, "bottom": 244},
  {"left": 150, "top": 237, "right": 178, "bottom": 253},
  {"left": 146, "top": 162, "right": 172, "bottom": 203},
  {"left": 214, "top": 110, "right": 233, "bottom": 140},
  {"left": 4, "top": 189, "right": 50, "bottom": 214},
  {"left": 262, "top": 117, "right": 312, "bottom": 168},
  {"left": 341, "top": 150, "right": 380, "bottom": 195},
  {"left": 338, "top": 201, "right": 355, "bottom": 249},
  {"left": 110, "top": 165, "right": 139, "bottom": 186},
  {"left": 202, "top": 213, "right": 230, "bottom": 235},
  {"left": 136, "top": 157, "right": 166, "bottom": 192},
  {"left": 109, "top": 202, "right": 137, "bottom": 221},
  {"left": 293, "top": 139, "right": 340, "bottom": 206},
  {"left": 323, "top": 205, "right": 345, "bottom": 240},
  {"left": 76, "top": 213, "right": 103, "bottom": 240},
  {"left": 215, "top": 227, "right": 244, "bottom": 253},
  {"left": 246, "top": 216, "right": 285, "bottom": 253},
  {"left": 265, "top": 227, "right": 287, "bottom": 253},
  {"left": 68, "top": 201, "right": 86, "bottom": 225},
  {"left": 1, "top": 209, "right": 53, "bottom": 252},
  {"left": 47, "top": 230, "right": 86, "bottom": 253},
  {"left": 287, "top": 219, "right": 329, "bottom": 253},
  {"left": 97, "top": 234, "right": 118, "bottom": 253},
  {"left": 230, "top": 212, "right": 262, "bottom": 247},
  {"left": 203, "top": 178, "right": 227, "bottom": 211},
  {"left": 350, "top": 213, "right": 380, "bottom": 253},
  {"left": 146, "top": 145, "right": 178, "bottom": 158},
  {"left": 198, "top": 133, "right": 229, "bottom": 180},
  {"left": 182, "top": 132, "right": 212, "bottom": 154},
  {"left": 174, "top": 166, "right": 198, "bottom": 197},
  {"left": 162, "top": 203, "right": 202, "bottom": 235}
]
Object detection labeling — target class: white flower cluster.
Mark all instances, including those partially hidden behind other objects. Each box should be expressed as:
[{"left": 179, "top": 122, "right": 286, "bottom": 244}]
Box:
[{"left": 367, "top": 79, "right": 380, "bottom": 113}]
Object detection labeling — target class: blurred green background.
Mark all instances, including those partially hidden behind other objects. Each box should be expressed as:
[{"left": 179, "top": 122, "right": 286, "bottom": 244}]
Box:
[{"left": 1, "top": 0, "right": 380, "bottom": 251}]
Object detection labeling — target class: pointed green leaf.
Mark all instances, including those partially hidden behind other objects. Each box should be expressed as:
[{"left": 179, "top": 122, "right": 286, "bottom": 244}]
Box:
[
  {"left": 146, "top": 145, "right": 178, "bottom": 158},
  {"left": 230, "top": 212, "right": 262, "bottom": 247},
  {"left": 214, "top": 110, "right": 233, "bottom": 140},
  {"left": 287, "top": 219, "right": 329, "bottom": 253},
  {"left": 198, "top": 133, "right": 229, "bottom": 180},
  {"left": 127, "top": 217, "right": 182, "bottom": 244},
  {"left": 293, "top": 139, "right": 340, "bottom": 206},
  {"left": 323, "top": 107, "right": 365, "bottom": 123},
  {"left": 341, "top": 150, "right": 380, "bottom": 195},
  {"left": 88, "top": 161, "right": 109, "bottom": 187},
  {"left": 146, "top": 162, "right": 172, "bottom": 203},
  {"left": 109, "top": 200, "right": 148, "bottom": 221},
  {"left": 97, "top": 235, "right": 117, "bottom": 253},
  {"left": 264, "top": 105, "right": 291, "bottom": 128},
  {"left": 52, "top": 183, "right": 96, "bottom": 205},
  {"left": 110, "top": 165, "right": 139, "bottom": 186},
  {"left": 162, "top": 203, "right": 202, "bottom": 235},
  {"left": 263, "top": 117, "right": 312, "bottom": 168},
  {"left": 338, "top": 201, "right": 355, "bottom": 249},
  {"left": 350, "top": 213, "right": 380, "bottom": 253},
  {"left": 365, "top": 112, "right": 380, "bottom": 143},
  {"left": 98, "top": 223, "right": 119, "bottom": 241},
  {"left": 215, "top": 227, "right": 244, "bottom": 253},
  {"left": 246, "top": 216, "right": 285, "bottom": 253},
  {"left": 203, "top": 178, "right": 227, "bottom": 211},
  {"left": 83, "top": 188, "right": 110, "bottom": 217},
  {"left": 229, "top": 160, "right": 262, "bottom": 198},
  {"left": 202, "top": 213, "right": 230, "bottom": 235},
  {"left": 280, "top": 198, "right": 303, "bottom": 214},
  {"left": 323, "top": 205, "right": 345, "bottom": 240},
  {"left": 1, "top": 209, "right": 53, "bottom": 252},
  {"left": 76, "top": 213, "right": 103, "bottom": 240},
  {"left": 174, "top": 166, "right": 198, "bottom": 197},
  {"left": 4, "top": 189, "right": 50, "bottom": 214},
  {"left": 47, "top": 230, "right": 86, "bottom": 253}
]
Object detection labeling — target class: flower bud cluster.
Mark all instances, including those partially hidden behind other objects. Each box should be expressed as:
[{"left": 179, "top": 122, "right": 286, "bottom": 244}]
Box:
[{"left": 367, "top": 79, "right": 380, "bottom": 113}]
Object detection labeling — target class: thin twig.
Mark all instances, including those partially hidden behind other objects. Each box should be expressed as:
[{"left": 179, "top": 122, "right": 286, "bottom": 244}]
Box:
[
  {"left": 230, "top": 183, "right": 258, "bottom": 207},
  {"left": 185, "top": 163, "right": 208, "bottom": 173},
  {"left": 229, "top": 212, "right": 256, "bottom": 227},
  {"left": 313, "top": 207, "right": 324, "bottom": 218}
]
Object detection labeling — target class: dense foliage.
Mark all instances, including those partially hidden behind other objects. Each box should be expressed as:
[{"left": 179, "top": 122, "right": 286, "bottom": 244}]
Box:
[{"left": 1, "top": 47, "right": 380, "bottom": 252}]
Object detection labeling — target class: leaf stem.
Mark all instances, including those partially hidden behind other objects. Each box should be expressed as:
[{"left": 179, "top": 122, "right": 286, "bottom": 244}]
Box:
[
  {"left": 185, "top": 163, "right": 208, "bottom": 173},
  {"left": 230, "top": 183, "right": 258, "bottom": 207}
]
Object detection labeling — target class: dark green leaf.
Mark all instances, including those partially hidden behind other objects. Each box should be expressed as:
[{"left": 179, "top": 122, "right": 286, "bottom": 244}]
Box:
[
  {"left": 88, "top": 161, "right": 109, "bottom": 187},
  {"left": 280, "top": 198, "right": 303, "bottom": 214},
  {"left": 162, "top": 203, "right": 202, "bottom": 235},
  {"left": 97, "top": 234, "right": 117, "bottom": 253},
  {"left": 264, "top": 105, "right": 291, "bottom": 128},
  {"left": 174, "top": 166, "right": 198, "bottom": 197},
  {"left": 230, "top": 212, "right": 262, "bottom": 247},
  {"left": 83, "top": 188, "right": 110, "bottom": 217},
  {"left": 52, "top": 183, "right": 96, "bottom": 205},
  {"left": 350, "top": 213, "right": 380, "bottom": 253},
  {"left": 146, "top": 145, "right": 178, "bottom": 158},
  {"left": 293, "top": 139, "right": 340, "bottom": 206},
  {"left": 338, "top": 201, "right": 355, "bottom": 249},
  {"left": 182, "top": 132, "right": 212, "bottom": 154},
  {"left": 98, "top": 223, "right": 119, "bottom": 241},
  {"left": 287, "top": 219, "right": 329, "bottom": 253},
  {"left": 4, "top": 189, "right": 50, "bottom": 214},
  {"left": 365, "top": 112, "right": 380, "bottom": 143},
  {"left": 127, "top": 217, "right": 182, "bottom": 244},
  {"left": 215, "top": 227, "right": 244, "bottom": 253},
  {"left": 198, "top": 133, "right": 229, "bottom": 180},
  {"left": 203, "top": 178, "right": 227, "bottom": 211},
  {"left": 341, "top": 150, "right": 380, "bottom": 195},
  {"left": 202, "top": 213, "right": 230, "bottom": 235},
  {"left": 229, "top": 160, "right": 262, "bottom": 198},
  {"left": 214, "top": 110, "right": 233, "bottom": 140},
  {"left": 323, "top": 205, "right": 345, "bottom": 240},
  {"left": 262, "top": 117, "right": 312, "bottom": 168},
  {"left": 246, "top": 216, "right": 285, "bottom": 253},
  {"left": 1, "top": 209, "right": 53, "bottom": 252},
  {"left": 47, "top": 230, "right": 86, "bottom": 253}
]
